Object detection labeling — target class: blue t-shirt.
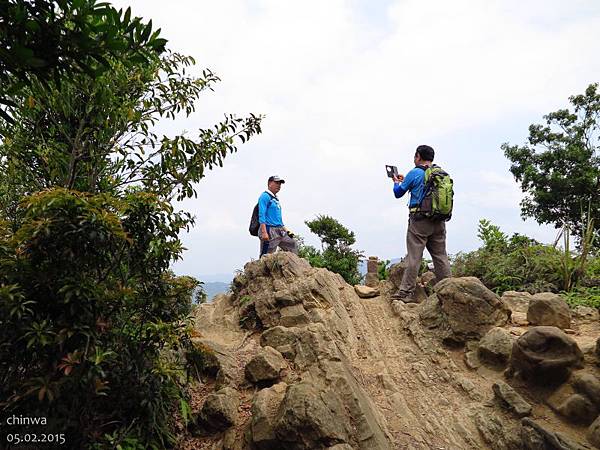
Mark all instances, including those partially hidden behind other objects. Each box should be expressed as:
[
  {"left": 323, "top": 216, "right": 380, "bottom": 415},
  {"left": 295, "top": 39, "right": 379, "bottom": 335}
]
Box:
[
  {"left": 258, "top": 191, "right": 284, "bottom": 226},
  {"left": 393, "top": 167, "right": 426, "bottom": 207}
]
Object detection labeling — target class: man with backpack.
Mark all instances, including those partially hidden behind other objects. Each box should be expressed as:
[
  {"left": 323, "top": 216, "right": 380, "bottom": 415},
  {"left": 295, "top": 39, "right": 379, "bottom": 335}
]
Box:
[
  {"left": 249, "top": 175, "right": 298, "bottom": 257},
  {"left": 391, "top": 145, "right": 453, "bottom": 303}
]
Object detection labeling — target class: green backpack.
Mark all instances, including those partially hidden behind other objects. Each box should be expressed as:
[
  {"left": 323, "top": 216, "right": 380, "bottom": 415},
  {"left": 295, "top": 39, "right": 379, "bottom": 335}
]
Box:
[{"left": 412, "top": 164, "right": 454, "bottom": 221}]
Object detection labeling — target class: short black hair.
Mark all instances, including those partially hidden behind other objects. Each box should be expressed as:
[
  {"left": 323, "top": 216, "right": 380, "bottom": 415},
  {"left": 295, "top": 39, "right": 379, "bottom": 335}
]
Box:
[{"left": 415, "top": 145, "right": 434, "bottom": 161}]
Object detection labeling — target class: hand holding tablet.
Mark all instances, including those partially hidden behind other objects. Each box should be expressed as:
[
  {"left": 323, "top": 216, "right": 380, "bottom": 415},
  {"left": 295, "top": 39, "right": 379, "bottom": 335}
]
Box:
[{"left": 386, "top": 165, "right": 403, "bottom": 182}]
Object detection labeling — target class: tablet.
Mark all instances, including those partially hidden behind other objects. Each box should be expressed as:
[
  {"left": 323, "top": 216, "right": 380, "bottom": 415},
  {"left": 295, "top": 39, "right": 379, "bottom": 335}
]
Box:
[{"left": 385, "top": 165, "right": 398, "bottom": 178}]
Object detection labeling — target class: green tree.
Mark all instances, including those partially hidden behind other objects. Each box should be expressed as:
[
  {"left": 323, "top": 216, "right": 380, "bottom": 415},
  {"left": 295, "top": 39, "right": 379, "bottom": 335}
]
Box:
[
  {"left": 502, "top": 83, "right": 600, "bottom": 245},
  {"left": 0, "top": 1, "right": 262, "bottom": 447},
  {"left": 0, "top": 51, "right": 261, "bottom": 228},
  {"left": 0, "top": 0, "right": 166, "bottom": 120},
  {"left": 299, "top": 215, "right": 363, "bottom": 285}
]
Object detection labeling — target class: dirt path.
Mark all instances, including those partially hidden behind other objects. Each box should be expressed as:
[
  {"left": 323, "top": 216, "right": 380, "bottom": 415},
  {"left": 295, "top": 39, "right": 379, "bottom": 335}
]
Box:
[{"left": 351, "top": 296, "right": 489, "bottom": 449}]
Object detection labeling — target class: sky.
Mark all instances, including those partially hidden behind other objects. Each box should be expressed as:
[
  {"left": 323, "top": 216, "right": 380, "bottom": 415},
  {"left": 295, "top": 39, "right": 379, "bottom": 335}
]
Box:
[{"left": 113, "top": 0, "right": 600, "bottom": 282}]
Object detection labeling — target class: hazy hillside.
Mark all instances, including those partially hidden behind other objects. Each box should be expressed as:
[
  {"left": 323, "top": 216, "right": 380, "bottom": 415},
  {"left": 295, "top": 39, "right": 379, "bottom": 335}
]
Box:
[{"left": 203, "top": 281, "right": 229, "bottom": 301}]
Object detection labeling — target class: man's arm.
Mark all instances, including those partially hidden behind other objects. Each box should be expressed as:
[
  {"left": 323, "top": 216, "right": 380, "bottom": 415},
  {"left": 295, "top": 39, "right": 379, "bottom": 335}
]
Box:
[{"left": 392, "top": 173, "right": 407, "bottom": 198}]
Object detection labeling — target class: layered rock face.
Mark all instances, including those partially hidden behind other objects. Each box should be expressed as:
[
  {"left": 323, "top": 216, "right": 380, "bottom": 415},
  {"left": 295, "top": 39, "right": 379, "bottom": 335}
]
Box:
[
  {"left": 192, "top": 253, "right": 392, "bottom": 449},
  {"left": 185, "top": 253, "right": 600, "bottom": 450}
]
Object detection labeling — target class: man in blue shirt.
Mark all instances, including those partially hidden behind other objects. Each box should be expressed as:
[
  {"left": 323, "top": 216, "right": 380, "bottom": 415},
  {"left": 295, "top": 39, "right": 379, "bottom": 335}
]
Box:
[
  {"left": 258, "top": 175, "right": 298, "bottom": 257},
  {"left": 391, "top": 145, "right": 451, "bottom": 302}
]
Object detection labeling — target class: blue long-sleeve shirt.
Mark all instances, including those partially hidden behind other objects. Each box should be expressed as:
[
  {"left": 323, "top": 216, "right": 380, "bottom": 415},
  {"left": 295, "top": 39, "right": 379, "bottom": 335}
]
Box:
[
  {"left": 258, "top": 191, "right": 284, "bottom": 226},
  {"left": 393, "top": 167, "right": 426, "bottom": 208}
]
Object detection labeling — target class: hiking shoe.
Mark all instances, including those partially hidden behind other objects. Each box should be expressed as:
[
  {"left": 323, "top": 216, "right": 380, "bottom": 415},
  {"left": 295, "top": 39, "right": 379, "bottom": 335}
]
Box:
[
  {"left": 390, "top": 292, "right": 405, "bottom": 301},
  {"left": 390, "top": 292, "right": 418, "bottom": 304}
]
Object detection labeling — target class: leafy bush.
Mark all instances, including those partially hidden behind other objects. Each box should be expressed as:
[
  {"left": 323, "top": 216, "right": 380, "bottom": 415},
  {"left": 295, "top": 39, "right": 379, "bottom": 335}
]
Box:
[
  {"left": 453, "top": 219, "right": 599, "bottom": 301},
  {"left": 0, "top": 189, "right": 198, "bottom": 448},
  {"left": 561, "top": 287, "right": 600, "bottom": 309},
  {"left": 378, "top": 260, "right": 391, "bottom": 281},
  {"left": 0, "top": 1, "right": 262, "bottom": 445}
]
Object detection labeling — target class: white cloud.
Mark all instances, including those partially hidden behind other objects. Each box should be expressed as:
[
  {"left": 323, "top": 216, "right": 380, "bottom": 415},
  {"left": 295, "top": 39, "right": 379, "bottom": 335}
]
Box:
[{"left": 112, "top": 0, "right": 600, "bottom": 278}]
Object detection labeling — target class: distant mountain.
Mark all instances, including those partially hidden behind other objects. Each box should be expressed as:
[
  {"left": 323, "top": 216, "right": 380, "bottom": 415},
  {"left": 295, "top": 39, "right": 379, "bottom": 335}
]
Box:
[{"left": 202, "top": 281, "right": 230, "bottom": 302}]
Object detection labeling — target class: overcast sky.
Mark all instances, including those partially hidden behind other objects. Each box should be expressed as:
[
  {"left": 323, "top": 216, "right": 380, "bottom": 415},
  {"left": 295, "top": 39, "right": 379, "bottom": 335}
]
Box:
[{"left": 113, "top": 0, "right": 600, "bottom": 282}]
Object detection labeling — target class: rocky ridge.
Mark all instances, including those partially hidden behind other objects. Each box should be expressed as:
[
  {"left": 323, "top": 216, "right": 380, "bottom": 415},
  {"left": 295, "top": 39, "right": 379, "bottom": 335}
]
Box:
[{"left": 180, "top": 252, "right": 600, "bottom": 449}]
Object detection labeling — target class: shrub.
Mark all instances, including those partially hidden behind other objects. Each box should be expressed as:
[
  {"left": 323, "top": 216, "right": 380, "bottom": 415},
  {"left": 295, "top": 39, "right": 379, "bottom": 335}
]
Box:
[
  {"left": 378, "top": 260, "right": 391, "bottom": 281},
  {"left": 299, "top": 216, "right": 363, "bottom": 285},
  {"left": 453, "top": 219, "right": 564, "bottom": 294},
  {"left": 0, "top": 189, "right": 198, "bottom": 448},
  {"left": 561, "top": 287, "right": 600, "bottom": 309}
]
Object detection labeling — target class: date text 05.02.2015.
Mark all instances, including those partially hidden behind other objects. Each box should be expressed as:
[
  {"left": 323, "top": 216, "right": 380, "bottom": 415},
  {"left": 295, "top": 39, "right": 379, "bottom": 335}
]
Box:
[{"left": 5, "top": 433, "right": 66, "bottom": 445}]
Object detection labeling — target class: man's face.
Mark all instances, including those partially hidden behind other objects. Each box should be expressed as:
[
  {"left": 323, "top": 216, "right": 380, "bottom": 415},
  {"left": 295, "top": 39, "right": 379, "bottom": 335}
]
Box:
[
  {"left": 269, "top": 181, "right": 282, "bottom": 193},
  {"left": 414, "top": 152, "right": 421, "bottom": 164}
]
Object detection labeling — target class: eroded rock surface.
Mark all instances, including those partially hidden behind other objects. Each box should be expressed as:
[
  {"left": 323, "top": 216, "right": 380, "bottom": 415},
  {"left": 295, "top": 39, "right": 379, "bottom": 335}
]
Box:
[
  {"left": 245, "top": 346, "right": 286, "bottom": 384},
  {"left": 420, "top": 277, "right": 511, "bottom": 344},
  {"left": 527, "top": 293, "right": 572, "bottom": 329},
  {"left": 507, "top": 326, "right": 584, "bottom": 384},
  {"left": 478, "top": 327, "right": 514, "bottom": 368},
  {"left": 184, "top": 252, "right": 599, "bottom": 450}
]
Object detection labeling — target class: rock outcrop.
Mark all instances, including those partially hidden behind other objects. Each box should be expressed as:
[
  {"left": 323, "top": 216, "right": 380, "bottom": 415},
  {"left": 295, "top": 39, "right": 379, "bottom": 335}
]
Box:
[
  {"left": 419, "top": 277, "right": 511, "bottom": 344},
  {"left": 478, "top": 327, "right": 514, "bottom": 368},
  {"left": 184, "top": 253, "right": 599, "bottom": 450},
  {"left": 506, "top": 326, "right": 584, "bottom": 384},
  {"left": 197, "top": 387, "right": 240, "bottom": 433},
  {"left": 526, "top": 292, "right": 572, "bottom": 329},
  {"left": 245, "top": 346, "right": 287, "bottom": 384}
]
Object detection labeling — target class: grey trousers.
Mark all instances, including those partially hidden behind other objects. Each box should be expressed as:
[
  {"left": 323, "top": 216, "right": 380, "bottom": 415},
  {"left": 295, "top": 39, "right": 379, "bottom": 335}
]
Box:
[
  {"left": 260, "top": 226, "right": 298, "bottom": 257},
  {"left": 397, "top": 215, "right": 452, "bottom": 297}
]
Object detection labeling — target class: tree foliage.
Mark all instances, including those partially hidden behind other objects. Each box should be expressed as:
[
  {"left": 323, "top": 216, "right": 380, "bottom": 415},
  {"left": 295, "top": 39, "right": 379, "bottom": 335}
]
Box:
[
  {"left": 0, "top": 0, "right": 166, "bottom": 120},
  {"left": 502, "top": 83, "right": 600, "bottom": 244},
  {"left": 0, "top": 1, "right": 262, "bottom": 447},
  {"left": 0, "top": 189, "right": 197, "bottom": 447},
  {"left": 299, "top": 215, "right": 363, "bottom": 285}
]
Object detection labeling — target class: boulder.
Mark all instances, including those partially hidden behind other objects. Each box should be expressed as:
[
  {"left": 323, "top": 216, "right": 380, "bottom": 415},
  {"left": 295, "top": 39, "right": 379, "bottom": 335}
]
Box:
[
  {"left": 526, "top": 293, "right": 571, "bottom": 329},
  {"left": 354, "top": 285, "right": 380, "bottom": 299},
  {"left": 327, "top": 445, "right": 355, "bottom": 450},
  {"left": 464, "top": 350, "right": 481, "bottom": 370},
  {"left": 251, "top": 382, "right": 288, "bottom": 449},
  {"left": 573, "top": 305, "right": 599, "bottom": 322},
  {"left": 478, "top": 327, "right": 514, "bottom": 368},
  {"left": 501, "top": 291, "right": 532, "bottom": 315},
  {"left": 273, "top": 382, "right": 351, "bottom": 449},
  {"left": 589, "top": 415, "right": 600, "bottom": 448},
  {"left": 235, "top": 253, "right": 346, "bottom": 329},
  {"left": 388, "top": 261, "right": 407, "bottom": 289},
  {"left": 506, "top": 326, "right": 584, "bottom": 384},
  {"left": 198, "top": 387, "right": 240, "bottom": 433},
  {"left": 597, "top": 337, "right": 600, "bottom": 360},
  {"left": 245, "top": 346, "right": 287, "bottom": 384},
  {"left": 573, "top": 373, "right": 600, "bottom": 408},
  {"left": 493, "top": 381, "right": 532, "bottom": 418},
  {"left": 413, "top": 283, "right": 428, "bottom": 303},
  {"left": 556, "top": 393, "right": 598, "bottom": 425},
  {"left": 279, "top": 304, "right": 310, "bottom": 327},
  {"left": 420, "top": 277, "right": 511, "bottom": 344},
  {"left": 261, "top": 326, "right": 298, "bottom": 350},
  {"left": 420, "top": 271, "right": 437, "bottom": 289}
]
